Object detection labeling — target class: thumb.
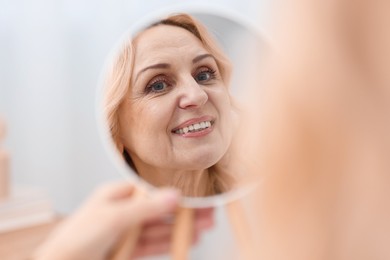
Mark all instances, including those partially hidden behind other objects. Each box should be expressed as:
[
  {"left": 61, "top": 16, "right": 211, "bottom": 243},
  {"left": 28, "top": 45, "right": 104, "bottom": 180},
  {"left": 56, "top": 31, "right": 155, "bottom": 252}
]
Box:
[{"left": 121, "top": 188, "right": 180, "bottom": 227}]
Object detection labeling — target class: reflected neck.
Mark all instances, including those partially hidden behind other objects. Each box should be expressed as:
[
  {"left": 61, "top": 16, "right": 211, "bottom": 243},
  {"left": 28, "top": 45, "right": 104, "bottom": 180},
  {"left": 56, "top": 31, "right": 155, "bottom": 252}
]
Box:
[
  {"left": 125, "top": 150, "right": 214, "bottom": 196},
  {"left": 141, "top": 167, "right": 209, "bottom": 195}
]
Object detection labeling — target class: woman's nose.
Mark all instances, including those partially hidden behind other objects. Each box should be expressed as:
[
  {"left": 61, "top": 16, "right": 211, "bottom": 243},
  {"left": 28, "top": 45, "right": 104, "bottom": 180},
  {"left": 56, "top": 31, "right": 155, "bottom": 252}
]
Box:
[{"left": 178, "top": 77, "right": 208, "bottom": 109}]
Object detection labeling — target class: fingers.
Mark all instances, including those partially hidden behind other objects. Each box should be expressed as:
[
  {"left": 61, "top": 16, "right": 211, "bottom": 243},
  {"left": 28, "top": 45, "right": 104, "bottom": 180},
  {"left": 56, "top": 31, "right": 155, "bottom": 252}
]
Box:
[
  {"left": 133, "top": 224, "right": 199, "bottom": 258},
  {"left": 136, "top": 207, "right": 215, "bottom": 249},
  {"left": 133, "top": 231, "right": 202, "bottom": 259},
  {"left": 132, "top": 207, "right": 214, "bottom": 259},
  {"left": 140, "top": 207, "right": 214, "bottom": 241},
  {"left": 88, "top": 183, "right": 214, "bottom": 235},
  {"left": 92, "top": 182, "right": 136, "bottom": 200},
  {"left": 194, "top": 210, "right": 214, "bottom": 230},
  {"left": 194, "top": 207, "right": 214, "bottom": 221},
  {"left": 84, "top": 182, "right": 214, "bottom": 260},
  {"left": 140, "top": 222, "right": 173, "bottom": 243},
  {"left": 118, "top": 188, "right": 180, "bottom": 227},
  {"left": 132, "top": 238, "right": 171, "bottom": 258}
]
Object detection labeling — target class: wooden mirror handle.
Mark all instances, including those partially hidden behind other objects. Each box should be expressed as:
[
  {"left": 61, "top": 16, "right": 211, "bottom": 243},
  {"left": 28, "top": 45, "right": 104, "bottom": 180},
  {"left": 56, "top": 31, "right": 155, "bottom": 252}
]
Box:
[{"left": 171, "top": 207, "right": 194, "bottom": 260}]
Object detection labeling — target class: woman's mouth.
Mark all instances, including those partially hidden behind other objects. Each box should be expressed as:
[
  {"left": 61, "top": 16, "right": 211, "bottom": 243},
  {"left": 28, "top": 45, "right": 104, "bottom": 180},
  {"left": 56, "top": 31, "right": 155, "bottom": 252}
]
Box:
[{"left": 173, "top": 120, "right": 213, "bottom": 134}]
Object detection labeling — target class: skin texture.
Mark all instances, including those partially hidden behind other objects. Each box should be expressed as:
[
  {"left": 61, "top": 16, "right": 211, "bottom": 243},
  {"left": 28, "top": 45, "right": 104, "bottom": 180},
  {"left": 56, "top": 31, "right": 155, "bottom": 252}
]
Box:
[
  {"left": 117, "top": 25, "right": 234, "bottom": 187},
  {"left": 33, "top": 182, "right": 214, "bottom": 260}
]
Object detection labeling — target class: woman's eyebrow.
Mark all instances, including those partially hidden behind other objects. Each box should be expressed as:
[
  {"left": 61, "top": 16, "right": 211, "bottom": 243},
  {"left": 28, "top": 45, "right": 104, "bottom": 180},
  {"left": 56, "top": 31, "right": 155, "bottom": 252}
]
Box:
[
  {"left": 135, "top": 63, "right": 170, "bottom": 83},
  {"left": 134, "top": 54, "right": 215, "bottom": 84},
  {"left": 192, "top": 54, "right": 215, "bottom": 64}
]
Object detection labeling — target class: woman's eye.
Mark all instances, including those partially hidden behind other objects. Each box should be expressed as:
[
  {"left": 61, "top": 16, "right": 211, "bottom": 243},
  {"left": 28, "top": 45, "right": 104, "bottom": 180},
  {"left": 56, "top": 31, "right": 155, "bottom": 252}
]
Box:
[
  {"left": 145, "top": 78, "right": 170, "bottom": 94},
  {"left": 195, "top": 68, "right": 216, "bottom": 83},
  {"left": 151, "top": 81, "right": 167, "bottom": 92},
  {"left": 196, "top": 72, "right": 211, "bottom": 82}
]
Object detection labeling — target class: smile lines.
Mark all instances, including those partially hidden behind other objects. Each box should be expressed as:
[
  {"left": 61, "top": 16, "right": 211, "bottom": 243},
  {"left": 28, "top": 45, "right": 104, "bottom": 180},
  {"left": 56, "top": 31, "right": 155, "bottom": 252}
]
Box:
[{"left": 173, "top": 121, "right": 212, "bottom": 134}]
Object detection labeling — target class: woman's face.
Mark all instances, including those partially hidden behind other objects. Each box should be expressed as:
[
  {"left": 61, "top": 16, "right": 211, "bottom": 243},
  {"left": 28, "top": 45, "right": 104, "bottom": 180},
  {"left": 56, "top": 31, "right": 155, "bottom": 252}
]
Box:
[{"left": 118, "top": 25, "right": 233, "bottom": 173}]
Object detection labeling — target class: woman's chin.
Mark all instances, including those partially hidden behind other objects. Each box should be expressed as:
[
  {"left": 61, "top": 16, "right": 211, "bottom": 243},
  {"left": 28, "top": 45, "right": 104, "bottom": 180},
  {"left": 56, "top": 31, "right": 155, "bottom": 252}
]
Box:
[{"left": 178, "top": 151, "right": 225, "bottom": 171}]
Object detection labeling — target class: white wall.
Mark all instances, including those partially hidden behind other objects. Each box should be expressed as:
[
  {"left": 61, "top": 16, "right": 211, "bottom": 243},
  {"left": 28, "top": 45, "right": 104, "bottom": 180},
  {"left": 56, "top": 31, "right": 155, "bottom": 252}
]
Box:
[{"left": 0, "top": 0, "right": 268, "bottom": 258}]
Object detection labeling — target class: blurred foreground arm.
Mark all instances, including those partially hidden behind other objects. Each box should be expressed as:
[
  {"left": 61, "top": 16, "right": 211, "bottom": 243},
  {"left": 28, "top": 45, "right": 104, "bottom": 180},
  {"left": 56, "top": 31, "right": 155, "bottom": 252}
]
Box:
[{"left": 243, "top": 0, "right": 390, "bottom": 259}]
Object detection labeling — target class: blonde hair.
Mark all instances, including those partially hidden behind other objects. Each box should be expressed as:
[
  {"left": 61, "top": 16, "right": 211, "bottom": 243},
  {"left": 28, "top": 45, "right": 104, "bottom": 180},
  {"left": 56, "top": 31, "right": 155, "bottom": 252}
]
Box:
[{"left": 103, "top": 14, "right": 234, "bottom": 196}]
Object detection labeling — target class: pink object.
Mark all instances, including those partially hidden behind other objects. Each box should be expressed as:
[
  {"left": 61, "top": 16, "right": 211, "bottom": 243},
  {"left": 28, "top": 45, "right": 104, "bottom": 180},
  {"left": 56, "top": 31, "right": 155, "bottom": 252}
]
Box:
[{"left": 0, "top": 117, "right": 9, "bottom": 199}]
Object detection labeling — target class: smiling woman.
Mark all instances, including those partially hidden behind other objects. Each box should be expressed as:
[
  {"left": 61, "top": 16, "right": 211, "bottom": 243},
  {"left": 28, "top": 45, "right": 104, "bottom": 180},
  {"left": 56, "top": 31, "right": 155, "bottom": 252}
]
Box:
[{"left": 103, "top": 14, "right": 238, "bottom": 197}]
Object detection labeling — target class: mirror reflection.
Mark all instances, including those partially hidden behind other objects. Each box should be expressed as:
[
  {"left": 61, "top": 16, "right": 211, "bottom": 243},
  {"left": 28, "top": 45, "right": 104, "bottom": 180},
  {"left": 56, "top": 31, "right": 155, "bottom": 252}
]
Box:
[{"left": 101, "top": 12, "right": 262, "bottom": 198}]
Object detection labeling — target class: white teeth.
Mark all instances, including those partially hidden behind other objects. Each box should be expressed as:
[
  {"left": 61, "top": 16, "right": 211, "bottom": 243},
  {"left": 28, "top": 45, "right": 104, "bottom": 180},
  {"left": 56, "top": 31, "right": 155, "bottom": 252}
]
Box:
[{"left": 174, "top": 120, "right": 212, "bottom": 134}]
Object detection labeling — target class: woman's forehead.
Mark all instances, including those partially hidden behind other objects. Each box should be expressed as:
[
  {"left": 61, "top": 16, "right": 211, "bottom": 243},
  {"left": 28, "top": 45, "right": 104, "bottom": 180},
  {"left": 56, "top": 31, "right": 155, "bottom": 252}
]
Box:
[{"left": 133, "top": 25, "right": 208, "bottom": 63}]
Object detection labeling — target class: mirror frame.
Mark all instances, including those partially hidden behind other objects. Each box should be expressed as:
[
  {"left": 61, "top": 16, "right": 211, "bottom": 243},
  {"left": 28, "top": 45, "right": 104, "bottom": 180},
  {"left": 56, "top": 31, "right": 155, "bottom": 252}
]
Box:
[{"left": 96, "top": 3, "right": 268, "bottom": 208}]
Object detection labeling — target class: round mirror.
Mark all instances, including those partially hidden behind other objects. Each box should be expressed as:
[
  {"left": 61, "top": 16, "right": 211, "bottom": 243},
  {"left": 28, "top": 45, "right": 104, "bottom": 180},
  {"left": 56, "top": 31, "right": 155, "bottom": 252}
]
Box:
[{"left": 97, "top": 5, "right": 267, "bottom": 208}]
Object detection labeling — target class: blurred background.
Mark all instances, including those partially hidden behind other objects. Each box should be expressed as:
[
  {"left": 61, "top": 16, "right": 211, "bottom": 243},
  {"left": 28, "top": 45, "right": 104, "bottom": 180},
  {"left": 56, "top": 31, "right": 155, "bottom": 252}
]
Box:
[{"left": 0, "top": 0, "right": 268, "bottom": 258}]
